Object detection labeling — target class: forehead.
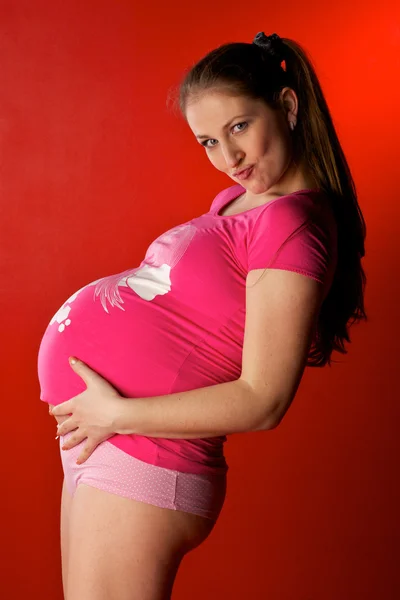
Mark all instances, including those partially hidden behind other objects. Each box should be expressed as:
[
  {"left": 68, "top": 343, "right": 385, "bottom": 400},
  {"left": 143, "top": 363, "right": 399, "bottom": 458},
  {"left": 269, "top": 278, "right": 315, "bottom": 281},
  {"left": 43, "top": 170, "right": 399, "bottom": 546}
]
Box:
[{"left": 185, "top": 92, "right": 264, "bottom": 132}]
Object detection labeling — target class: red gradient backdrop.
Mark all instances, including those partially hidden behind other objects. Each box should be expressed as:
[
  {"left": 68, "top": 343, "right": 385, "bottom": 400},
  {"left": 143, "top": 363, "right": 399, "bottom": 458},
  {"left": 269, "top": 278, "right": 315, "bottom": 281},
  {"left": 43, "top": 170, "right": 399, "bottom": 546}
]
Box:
[{"left": 1, "top": 1, "right": 399, "bottom": 598}]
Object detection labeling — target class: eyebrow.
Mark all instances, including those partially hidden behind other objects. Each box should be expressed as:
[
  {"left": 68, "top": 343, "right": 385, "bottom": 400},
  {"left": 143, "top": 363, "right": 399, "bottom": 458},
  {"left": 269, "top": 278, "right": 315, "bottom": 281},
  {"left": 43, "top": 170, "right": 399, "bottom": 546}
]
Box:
[{"left": 195, "top": 114, "right": 250, "bottom": 140}]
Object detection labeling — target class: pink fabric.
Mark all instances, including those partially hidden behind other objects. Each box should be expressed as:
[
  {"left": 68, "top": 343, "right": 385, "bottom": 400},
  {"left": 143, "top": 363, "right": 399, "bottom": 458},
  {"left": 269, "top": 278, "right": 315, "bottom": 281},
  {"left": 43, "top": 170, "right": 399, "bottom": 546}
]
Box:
[
  {"left": 59, "top": 431, "right": 226, "bottom": 520},
  {"left": 38, "top": 185, "right": 337, "bottom": 475}
]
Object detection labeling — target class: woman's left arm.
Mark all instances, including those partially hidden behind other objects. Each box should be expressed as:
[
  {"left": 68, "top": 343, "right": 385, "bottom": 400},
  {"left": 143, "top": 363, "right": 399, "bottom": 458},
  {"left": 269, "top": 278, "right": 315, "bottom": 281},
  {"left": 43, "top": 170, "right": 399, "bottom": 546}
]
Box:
[
  {"left": 116, "top": 378, "right": 273, "bottom": 438},
  {"left": 114, "top": 268, "right": 324, "bottom": 439},
  {"left": 51, "top": 267, "right": 324, "bottom": 463}
]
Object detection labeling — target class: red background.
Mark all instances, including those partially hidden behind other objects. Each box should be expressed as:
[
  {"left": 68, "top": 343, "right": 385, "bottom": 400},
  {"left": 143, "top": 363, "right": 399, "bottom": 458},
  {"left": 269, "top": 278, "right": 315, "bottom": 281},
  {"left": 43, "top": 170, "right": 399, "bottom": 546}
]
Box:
[{"left": 1, "top": 1, "right": 399, "bottom": 598}]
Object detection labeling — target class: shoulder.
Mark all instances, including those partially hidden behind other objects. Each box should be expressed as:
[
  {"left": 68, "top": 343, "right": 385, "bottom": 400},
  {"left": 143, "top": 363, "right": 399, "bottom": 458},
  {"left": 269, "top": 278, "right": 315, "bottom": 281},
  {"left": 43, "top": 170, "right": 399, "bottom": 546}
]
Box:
[
  {"left": 256, "top": 189, "right": 329, "bottom": 222},
  {"left": 247, "top": 190, "right": 337, "bottom": 283},
  {"left": 250, "top": 190, "right": 336, "bottom": 243}
]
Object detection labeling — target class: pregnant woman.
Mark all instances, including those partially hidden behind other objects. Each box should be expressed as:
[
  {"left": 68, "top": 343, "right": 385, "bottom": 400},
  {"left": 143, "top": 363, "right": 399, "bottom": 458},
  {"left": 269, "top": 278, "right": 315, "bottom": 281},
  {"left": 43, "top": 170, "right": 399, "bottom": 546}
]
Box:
[{"left": 38, "top": 32, "right": 367, "bottom": 599}]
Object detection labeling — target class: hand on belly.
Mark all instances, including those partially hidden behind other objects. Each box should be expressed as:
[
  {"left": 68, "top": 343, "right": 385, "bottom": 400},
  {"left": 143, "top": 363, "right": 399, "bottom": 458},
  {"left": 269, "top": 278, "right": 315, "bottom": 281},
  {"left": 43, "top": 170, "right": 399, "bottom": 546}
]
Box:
[{"left": 49, "top": 403, "right": 69, "bottom": 426}]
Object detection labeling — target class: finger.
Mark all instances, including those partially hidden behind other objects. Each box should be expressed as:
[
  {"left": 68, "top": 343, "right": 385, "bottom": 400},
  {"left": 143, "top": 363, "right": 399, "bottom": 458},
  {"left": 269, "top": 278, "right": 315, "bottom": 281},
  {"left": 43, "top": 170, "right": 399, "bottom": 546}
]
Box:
[
  {"left": 76, "top": 443, "right": 97, "bottom": 465},
  {"left": 56, "top": 419, "right": 77, "bottom": 436},
  {"left": 51, "top": 400, "right": 73, "bottom": 417},
  {"left": 61, "top": 431, "right": 86, "bottom": 451},
  {"left": 49, "top": 404, "right": 65, "bottom": 425},
  {"left": 69, "top": 357, "right": 121, "bottom": 395},
  {"left": 53, "top": 414, "right": 70, "bottom": 426},
  {"left": 69, "top": 357, "right": 98, "bottom": 386}
]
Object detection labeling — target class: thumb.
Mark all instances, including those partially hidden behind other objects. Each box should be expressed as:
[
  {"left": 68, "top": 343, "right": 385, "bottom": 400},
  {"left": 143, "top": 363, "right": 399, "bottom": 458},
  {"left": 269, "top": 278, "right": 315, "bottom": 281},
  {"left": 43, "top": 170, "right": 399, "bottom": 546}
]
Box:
[
  {"left": 69, "top": 356, "right": 98, "bottom": 386},
  {"left": 69, "top": 356, "right": 86, "bottom": 380},
  {"left": 69, "top": 356, "right": 79, "bottom": 366}
]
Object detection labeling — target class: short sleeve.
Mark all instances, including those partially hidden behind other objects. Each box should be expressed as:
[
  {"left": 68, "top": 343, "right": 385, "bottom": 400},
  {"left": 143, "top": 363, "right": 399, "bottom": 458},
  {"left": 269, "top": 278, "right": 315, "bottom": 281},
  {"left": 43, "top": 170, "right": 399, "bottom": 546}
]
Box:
[{"left": 247, "top": 194, "right": 337, "bottom": 285}]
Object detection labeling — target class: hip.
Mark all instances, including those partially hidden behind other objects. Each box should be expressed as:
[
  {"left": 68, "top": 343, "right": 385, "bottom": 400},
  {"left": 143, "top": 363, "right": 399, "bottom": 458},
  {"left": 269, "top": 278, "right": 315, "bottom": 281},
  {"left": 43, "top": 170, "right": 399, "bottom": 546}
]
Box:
[{"left": 59, "top": 431, "right": 227, "bottom": 521}]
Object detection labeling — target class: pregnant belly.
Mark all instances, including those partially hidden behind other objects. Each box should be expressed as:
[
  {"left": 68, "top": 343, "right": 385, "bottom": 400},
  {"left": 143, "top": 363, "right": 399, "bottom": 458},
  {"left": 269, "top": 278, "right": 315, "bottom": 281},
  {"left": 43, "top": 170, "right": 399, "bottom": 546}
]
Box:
[
  {"left": 38, "top": 280, "right": 237, "bottom": 414},
  {"left": 37, "top": 289, "right": 193, "bottom": 406},
  {"left": 39, "top": 310, "right": 229, "bottom": 474}
]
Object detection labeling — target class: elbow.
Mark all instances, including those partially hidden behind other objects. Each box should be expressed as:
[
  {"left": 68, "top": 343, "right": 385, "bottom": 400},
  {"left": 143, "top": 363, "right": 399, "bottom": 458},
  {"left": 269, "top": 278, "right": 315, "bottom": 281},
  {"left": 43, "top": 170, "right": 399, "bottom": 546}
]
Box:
[
  {"left": 237, "top": 379, "right": 287, "bottom": 432},
  {"left": 252, "top": 395, "right": 289, "bottom": 432},
  {"left": 251, "top": 394, "right": 284, "bottom": 431},
  {"left": 254, "top": 411, "right": 280, "bottom": 431}
]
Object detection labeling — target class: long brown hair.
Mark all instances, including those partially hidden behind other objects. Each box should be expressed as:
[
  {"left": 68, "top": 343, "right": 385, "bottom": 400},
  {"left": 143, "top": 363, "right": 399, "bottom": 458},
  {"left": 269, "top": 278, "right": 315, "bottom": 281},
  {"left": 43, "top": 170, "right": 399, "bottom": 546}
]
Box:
[{"left": 169, "top": 36, "right": 367, "bottom": 367}]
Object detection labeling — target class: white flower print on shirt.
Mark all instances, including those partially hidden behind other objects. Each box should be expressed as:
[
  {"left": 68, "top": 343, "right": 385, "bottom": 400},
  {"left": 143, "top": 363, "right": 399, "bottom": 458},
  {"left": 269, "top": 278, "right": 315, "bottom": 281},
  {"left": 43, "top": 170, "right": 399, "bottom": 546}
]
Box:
[{"left": 49, "top": 223, "right": 197, "bottom": 332}]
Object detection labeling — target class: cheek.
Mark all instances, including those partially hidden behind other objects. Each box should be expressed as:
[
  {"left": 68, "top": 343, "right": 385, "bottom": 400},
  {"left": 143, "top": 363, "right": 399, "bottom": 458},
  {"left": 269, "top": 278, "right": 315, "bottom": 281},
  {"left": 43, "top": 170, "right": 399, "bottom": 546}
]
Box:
[
  {"left": 207, "top": 152, "right": 223, "bottom": 170},
  {"left": 260, "top": 136, "right": 289, "bottom": 167},
  {"left": 251, "top": 132, "right": 273, "bottom": 161}
]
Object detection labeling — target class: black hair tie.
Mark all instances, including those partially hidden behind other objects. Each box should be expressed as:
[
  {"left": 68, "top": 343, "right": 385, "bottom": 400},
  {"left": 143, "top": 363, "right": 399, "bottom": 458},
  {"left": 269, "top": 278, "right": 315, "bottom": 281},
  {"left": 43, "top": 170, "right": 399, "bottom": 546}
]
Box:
[{"left": 252, "top": 32, "right": 285, "bottom": 65}]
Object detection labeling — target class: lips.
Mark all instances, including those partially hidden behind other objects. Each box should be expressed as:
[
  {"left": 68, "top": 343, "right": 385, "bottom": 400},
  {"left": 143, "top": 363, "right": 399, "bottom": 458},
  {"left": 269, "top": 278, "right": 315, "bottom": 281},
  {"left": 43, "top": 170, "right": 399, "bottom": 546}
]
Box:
[
  {"left": 233, "top": 165, "right": 253, "bottom": 176},
  {"left": 233, "top": 165, "right": 254, "bottom": 180}
]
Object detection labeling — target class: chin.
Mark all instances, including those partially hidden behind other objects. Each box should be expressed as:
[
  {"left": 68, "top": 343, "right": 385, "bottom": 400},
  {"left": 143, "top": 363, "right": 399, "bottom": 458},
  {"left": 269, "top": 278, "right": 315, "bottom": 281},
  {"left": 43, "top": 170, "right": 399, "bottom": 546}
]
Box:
[{"left": 245, "top": 181, "right": 270, "bottom": 195}]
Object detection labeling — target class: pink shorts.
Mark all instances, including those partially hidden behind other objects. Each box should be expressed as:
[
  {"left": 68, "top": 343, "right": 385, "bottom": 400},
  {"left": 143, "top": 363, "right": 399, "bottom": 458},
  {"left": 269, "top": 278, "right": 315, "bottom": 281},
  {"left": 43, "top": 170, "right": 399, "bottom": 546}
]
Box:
[{"left": 59, "top": 431, "right": 227, "bottom": 521}]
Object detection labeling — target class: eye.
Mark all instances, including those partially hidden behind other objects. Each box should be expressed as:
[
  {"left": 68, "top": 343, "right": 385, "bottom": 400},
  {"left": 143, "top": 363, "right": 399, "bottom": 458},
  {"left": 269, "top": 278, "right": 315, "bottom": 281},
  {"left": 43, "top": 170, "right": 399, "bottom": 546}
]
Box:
[
  {"left": 232, "top": 122, "right": 248, "bottom": 133},
  {"left": 200, "top": 121, "right": 249, "bottom": 149},
  {"left": 201, "top": 138, "right": 217, "bottom": 149}
]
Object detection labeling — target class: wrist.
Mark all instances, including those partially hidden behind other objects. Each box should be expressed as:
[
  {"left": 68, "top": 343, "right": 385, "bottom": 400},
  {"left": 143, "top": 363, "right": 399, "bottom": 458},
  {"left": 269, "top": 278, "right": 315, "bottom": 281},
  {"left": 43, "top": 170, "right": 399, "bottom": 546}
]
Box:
[{"left": 113, "top": 397, "right": 134, "bottom": 435}]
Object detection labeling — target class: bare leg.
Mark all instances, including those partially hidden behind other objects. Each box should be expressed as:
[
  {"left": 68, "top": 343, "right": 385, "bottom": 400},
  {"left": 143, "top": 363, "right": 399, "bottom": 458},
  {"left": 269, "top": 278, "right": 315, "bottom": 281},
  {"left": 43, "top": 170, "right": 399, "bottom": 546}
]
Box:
[
  {"left": 49, "top": 404, "right": 72, "bottom": 599},
  {"left": 60, "top": 477, "right": 73, "bottom": 599},
  {"left": 66, "top": 483, "right": 216, "bottom": 600}
]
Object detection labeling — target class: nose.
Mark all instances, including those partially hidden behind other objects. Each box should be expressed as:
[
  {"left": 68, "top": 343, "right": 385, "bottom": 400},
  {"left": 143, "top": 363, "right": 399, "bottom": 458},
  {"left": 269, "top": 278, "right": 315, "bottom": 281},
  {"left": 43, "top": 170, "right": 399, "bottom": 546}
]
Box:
[{"left": 221, "top": 143, "right": 245, "bottom": 170}]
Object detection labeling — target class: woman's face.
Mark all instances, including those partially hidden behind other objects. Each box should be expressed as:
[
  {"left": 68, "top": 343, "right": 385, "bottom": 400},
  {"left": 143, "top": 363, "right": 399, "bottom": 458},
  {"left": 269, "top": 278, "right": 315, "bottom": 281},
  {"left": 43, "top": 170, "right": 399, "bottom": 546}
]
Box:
[{"left": 185, "top": 89, "right": 298, "bottom": 196}]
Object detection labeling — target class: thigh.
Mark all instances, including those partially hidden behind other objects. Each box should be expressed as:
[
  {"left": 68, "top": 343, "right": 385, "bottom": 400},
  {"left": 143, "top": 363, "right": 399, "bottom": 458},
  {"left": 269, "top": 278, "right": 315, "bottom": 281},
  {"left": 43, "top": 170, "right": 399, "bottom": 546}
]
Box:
[
  {"left": 50, "top": 404, "right": 74, "bottom": 597},
  {"left": 66, "top": 483, "right": 217, "bottom": 600},
  {"left": 60, "top": 477, "right": 73, "bottom": 599}
]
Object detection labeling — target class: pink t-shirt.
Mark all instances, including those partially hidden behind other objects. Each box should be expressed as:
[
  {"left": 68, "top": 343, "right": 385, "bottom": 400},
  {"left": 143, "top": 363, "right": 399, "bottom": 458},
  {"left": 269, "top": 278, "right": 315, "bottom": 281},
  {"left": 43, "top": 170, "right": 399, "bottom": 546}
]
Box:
[{"left": 37, "top": 184, "right": 337, "bottom": 475}]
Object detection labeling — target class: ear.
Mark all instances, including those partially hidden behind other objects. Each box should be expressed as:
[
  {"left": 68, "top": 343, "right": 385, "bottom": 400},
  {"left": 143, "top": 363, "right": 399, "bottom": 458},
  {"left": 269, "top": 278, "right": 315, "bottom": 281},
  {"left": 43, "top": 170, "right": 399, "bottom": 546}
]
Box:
[{"left": 280, "top": 87, "right": 298, "bottom": 120}]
